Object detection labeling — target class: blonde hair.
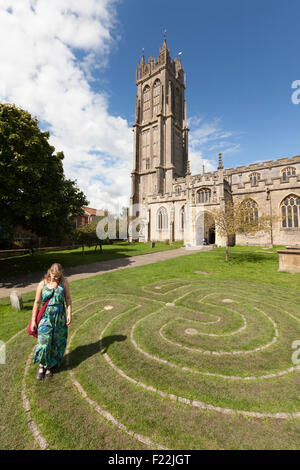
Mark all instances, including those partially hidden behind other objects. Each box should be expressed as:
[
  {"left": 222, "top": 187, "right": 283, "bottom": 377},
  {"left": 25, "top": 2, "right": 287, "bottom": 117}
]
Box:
[{"left": 44, "top": 263, "right": 65, "bottom": 284}]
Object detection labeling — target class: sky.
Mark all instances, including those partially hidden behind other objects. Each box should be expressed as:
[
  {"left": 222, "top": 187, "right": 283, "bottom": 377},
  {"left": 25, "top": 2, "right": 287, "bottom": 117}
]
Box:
[{"left": 0, "top": 0, "right": 299, "bottom": 214}]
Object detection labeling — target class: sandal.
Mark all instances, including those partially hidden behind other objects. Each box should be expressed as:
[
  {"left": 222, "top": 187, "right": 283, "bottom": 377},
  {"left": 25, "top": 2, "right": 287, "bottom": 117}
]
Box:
[
  {"left": 45, "top": 369, "right": 53, "bottom": 378},
  {"left": 36, "top": 366, "right": 45, "bottom": 380}
]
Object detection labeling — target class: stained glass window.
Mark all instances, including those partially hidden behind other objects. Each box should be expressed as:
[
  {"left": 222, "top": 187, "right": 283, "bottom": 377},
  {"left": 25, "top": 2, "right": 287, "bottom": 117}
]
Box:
[
  {"left": 249, "top": 173, "right": 261, "bottom": 186},
  {"left": 282, "top": 167, "right": 296, "bottom": 181},
  {"left": 197, "top": 189, "right": 211, "bottom": 203},
  {"left": 281, "top": 195, "right": 299, "bottom": 228},
  {"left": 241, "top": 199, "right": 259, "bottom": 223}
]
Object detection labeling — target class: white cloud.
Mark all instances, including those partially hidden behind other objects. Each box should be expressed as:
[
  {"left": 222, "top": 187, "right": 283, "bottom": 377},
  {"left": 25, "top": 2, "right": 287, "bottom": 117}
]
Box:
[
  {"left": 0, "top": 0, "right": 132, "bottom": 214},
  {"left": 0, "top": 1, "right": 242, "bottom": 215},
  {"left": 188, "top": 115, "right": 241, "bottom": 174}
]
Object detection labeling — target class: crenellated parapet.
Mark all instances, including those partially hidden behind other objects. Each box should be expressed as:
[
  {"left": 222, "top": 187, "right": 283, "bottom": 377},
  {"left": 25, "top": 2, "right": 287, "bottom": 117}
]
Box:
[
  {"left": 224, "top": 155, "right": 300, "bottom": 176},
  {"left": 190, "top": 172, "right": 217, "bottom": 184},
  {"left": 136, "top": 39, "right": 185, "bottom": 85},
  {"left": 225, "top": 155, "right": 300, "bottom": 193}
]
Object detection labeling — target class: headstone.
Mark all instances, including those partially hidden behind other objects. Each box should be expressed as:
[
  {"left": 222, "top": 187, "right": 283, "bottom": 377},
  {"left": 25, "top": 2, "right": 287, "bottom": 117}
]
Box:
[
  {"left": 278, "top": 247, "right": 300, "bottom": 273},
  {"left": 0, "top": 340, "right": 5, "bottom": 364},
  {"left": 10, "top": 290, "right": 23, "bottom": 310}
]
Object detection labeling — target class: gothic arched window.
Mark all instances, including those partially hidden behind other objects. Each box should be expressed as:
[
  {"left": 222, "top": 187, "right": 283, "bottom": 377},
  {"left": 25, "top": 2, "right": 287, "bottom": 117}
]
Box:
[
  {"left": 240, "top": 198, "right": 259, "bottom": 223},
  {"left": 197, "top": 188, "right": 211, "bottom": 203},
  {"left": 153, "top": 79, "right": 161, "bottom": 116},
  {"left": 143, "top": 85, "right": 151, "bottom": 121},
  {"left": 282, "top": 167, "right": 296, "bottom": 182},
  {"left": 157, "top": 207, "right": 168, "bottom": 230},
  {"left": 249, "top": 172, "right": 261, "bottom": 186},
  {"left": 281, "top": 194, "right": 300, "bottom": 228}
]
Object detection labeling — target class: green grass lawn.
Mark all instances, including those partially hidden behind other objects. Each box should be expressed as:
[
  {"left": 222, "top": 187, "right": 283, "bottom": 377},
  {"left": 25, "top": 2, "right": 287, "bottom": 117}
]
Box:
[
  {"left": 0, "top": 240, "right": 183, "bottom": 279},
  {"left": 1, "top": 245, "right": 300, "bottom": 450}
]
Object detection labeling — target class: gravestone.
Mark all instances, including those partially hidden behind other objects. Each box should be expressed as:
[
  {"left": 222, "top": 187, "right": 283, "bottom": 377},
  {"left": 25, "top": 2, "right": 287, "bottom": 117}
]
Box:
[
  {"left": 10, "top": 290, "right": 23, "bottom": 310},
  {"left": 278, "top": 246, "right": 300, "bottom": 273}
]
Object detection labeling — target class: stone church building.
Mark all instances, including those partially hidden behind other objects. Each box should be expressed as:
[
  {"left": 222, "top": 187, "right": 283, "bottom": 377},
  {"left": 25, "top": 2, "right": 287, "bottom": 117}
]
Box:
[{"left": 129, "top": 40, "right": 300, "bottom": 247}]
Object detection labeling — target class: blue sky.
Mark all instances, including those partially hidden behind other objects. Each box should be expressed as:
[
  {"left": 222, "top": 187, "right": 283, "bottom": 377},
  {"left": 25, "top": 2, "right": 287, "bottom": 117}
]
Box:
[
  {"left": 0, "top": 0, "right": 299, "bottom": 211},
  {"left": 106, "top": 0, "right": 300, "bottom": 168}
]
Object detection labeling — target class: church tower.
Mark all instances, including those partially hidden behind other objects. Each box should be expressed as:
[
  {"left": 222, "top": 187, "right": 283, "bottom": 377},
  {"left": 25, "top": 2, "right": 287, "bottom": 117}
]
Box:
[{"left": 130, "top": 40, "right": 189, "bottom": 209}]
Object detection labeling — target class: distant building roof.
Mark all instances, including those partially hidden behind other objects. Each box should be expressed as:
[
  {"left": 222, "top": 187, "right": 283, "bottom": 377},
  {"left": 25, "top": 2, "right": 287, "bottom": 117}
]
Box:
[{"left": 82, "top": 206, "right": 105, "bottom": 217}]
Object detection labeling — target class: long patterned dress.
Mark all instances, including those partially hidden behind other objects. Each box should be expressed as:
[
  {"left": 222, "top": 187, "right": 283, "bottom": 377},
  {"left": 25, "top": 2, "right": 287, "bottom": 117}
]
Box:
[{"left": 33, "top": 281, "right": 68, "bottom": 369}]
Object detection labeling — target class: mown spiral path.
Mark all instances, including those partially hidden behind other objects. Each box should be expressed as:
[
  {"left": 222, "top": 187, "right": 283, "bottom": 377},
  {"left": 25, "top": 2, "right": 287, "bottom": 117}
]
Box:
[{"left": 3, "top": 278, "right": 300, "bottom": 449}]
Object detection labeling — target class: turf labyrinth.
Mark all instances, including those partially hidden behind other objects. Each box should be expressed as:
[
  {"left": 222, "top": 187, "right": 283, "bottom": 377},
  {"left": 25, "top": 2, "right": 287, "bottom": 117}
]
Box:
[{"left": 3, "top": 278, "right": 300, "bottom": 449}]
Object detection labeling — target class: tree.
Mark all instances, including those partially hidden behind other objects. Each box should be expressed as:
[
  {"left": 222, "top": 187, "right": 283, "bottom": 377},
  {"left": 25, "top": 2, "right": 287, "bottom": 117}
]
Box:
[
  {"left": 0, "top": 103, "right": 88, "bottom": 244},
  {"left": 213, "top": 199, "right": 273, "bottom": 261},
  {"left": 75, "top": 211, "right": 108, "bottom": 244}
]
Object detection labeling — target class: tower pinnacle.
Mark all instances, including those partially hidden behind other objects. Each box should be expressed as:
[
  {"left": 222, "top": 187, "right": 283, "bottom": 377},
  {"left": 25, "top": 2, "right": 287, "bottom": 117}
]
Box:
[{"left": 218, "top": 152, "right": 224, "bottom": 170}]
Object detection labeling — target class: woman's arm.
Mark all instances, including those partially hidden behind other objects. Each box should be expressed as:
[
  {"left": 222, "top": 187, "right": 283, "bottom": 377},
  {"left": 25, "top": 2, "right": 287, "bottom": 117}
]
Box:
[
  {"left": 64, "top": 279, "right": 72, "bottom": 326},
  {"left": 31, "top": 281, "right": 43, "bottom": 331}
]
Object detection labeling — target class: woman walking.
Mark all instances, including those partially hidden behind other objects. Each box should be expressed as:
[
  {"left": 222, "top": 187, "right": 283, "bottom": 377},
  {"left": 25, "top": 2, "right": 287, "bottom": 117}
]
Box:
[{"left": 30, "top": 263, "right": 72, "bottom": 379}]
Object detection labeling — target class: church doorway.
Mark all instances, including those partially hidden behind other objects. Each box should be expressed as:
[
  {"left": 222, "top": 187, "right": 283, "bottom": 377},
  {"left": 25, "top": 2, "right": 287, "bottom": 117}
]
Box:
[
  {"left": 195, "top": 212, "right": 215, "bottom": 245},
  {"left": 208, "top": 225, "right": 215, "bottom": 244},
  {"left": 204, "top": 212, "right": 215, "bottom": 244}
]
